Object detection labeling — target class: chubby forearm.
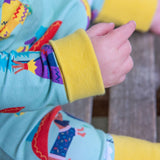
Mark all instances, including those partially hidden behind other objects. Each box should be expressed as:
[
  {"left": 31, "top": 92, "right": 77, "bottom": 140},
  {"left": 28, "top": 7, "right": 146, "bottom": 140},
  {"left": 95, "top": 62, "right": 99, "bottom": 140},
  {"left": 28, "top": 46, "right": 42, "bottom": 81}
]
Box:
[
  {"left": 0, "top": 44, "right": 68, "bottom": 112},
  {"left": 0, "top": 29, "right": 105, "bottom": 112}
]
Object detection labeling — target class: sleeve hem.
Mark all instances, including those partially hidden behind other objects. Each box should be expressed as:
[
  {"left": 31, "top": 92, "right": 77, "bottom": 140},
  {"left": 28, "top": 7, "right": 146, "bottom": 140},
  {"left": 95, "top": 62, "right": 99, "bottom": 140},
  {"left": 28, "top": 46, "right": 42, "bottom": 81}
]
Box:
[
  {"left": 112, "top": 134, "right": 160, "bottom": 160},
  {"left": 50, "top": 29, "right": 105, "bottom": 102}
]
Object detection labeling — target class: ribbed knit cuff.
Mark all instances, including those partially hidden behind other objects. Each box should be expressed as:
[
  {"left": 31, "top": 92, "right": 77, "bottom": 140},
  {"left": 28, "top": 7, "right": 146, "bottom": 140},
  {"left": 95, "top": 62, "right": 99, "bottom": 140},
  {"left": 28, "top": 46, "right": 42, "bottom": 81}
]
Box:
[{"left": 50, "top": 29, "right": 105, "bottom": 102}]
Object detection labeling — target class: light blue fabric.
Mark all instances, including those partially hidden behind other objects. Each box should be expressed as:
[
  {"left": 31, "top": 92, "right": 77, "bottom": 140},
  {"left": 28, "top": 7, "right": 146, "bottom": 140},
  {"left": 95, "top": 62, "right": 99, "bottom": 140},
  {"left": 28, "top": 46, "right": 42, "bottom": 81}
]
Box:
[{"left": 0, "top": 0, "right": 115, "bottom": 159}]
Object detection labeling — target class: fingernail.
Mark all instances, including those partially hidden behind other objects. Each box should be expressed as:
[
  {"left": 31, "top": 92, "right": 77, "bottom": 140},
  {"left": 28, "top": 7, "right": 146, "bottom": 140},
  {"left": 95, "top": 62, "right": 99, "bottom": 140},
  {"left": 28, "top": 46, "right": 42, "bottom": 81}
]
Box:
[
  {"left": 108, "top": 22, "right": 115, "bottom": 26},
  {"left": 128, "top": 21, "right": 136, "bottom": 26}
]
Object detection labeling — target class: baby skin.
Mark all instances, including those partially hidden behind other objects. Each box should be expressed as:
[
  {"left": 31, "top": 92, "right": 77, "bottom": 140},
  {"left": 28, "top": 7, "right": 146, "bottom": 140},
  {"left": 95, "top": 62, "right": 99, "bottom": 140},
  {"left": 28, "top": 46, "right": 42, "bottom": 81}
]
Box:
[{"left": 87, "top": 0, "right": 160, "bottom": 87}]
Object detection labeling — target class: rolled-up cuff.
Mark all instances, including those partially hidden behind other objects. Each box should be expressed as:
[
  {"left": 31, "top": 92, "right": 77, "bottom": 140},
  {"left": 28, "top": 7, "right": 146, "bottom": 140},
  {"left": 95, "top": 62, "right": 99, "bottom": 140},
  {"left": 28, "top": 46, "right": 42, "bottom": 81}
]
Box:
[
  {"left": 95, "top": 0, "right": 158, "bottom": 32},
  {"left": 112, "top": 135, "right": 160, "bottom": 160},
  {"left": 50, "top": 29, "right": 105, "bottom": 102}
]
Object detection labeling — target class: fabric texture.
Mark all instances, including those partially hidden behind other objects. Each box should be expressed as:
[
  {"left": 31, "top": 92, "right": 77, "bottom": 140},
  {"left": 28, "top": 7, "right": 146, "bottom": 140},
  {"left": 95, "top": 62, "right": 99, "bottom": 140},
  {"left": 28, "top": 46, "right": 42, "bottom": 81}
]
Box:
[{"left": 112, "top": 135, "right": 160, "bottom": 160}]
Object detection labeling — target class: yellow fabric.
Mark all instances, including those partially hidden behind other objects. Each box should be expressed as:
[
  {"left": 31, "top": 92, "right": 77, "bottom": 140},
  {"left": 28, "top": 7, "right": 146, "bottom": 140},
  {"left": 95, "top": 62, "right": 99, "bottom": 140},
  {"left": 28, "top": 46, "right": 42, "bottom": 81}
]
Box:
[
  {"left": 81, "top": 0, "right": 91, "bottom": 19},
  {"left": 0, "top": 0, "right": 29, "bottom": 39},
  {"left": 1, "top": 0, "right": 20, "bottom": 24},
  {"left": 95, "top": 0, "right": 158, "bottom": 32},
  {"left": 112, "top": 135, "right": 160, "bottom": 160},
  {"left": 50, "top": 29, "right": 105, "bottom": 102}
]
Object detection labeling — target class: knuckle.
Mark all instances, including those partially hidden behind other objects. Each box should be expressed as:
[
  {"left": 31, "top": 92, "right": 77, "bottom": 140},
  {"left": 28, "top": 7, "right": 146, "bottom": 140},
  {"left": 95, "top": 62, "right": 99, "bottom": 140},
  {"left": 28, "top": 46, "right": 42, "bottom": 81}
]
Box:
[
  {"left": 124, "top": 56, "right": 134, "bottom": 74},
  {"left": 129, "top": 56, "right": 134, "bottom": 69},
  {"left": 127, "top": 41, "right": 132, "bottom": 53}
]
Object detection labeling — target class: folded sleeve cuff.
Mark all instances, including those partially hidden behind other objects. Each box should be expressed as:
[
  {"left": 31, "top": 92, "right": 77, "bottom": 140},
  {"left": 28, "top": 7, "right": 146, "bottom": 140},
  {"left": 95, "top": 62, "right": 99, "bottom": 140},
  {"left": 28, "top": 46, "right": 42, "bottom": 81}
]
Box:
[
  {"left": 50, "top": 29, "right": 105, "bottom": 102},
  {"left": 95, "top": 0, "right": 158, "bottom": 32},
  {"left": 112, "top": 135, "right": 160, "bottom": 160}
]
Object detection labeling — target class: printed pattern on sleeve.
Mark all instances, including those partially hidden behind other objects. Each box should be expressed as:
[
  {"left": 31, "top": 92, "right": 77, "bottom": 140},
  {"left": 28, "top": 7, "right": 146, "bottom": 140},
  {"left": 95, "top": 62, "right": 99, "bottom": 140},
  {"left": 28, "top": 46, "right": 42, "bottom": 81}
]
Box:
[
  {"left": 0, "top": 0, "right": 115, "bottom": 159},
  {"left": 0, "top": 0, "right": 30, "bottom": 39},
  {"left": 104, "top": 134, "right": 115, "bottom": 160}
]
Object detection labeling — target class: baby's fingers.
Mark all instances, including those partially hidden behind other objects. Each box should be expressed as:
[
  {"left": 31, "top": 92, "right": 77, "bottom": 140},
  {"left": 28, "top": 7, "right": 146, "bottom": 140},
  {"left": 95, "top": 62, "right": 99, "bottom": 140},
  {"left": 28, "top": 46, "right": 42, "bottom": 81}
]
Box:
[
  {"left": 107, "top": 21, "right": 136, "bottom": 48},
  {"left": 87, "top": 23, "right": 115, "bottom": 37}
]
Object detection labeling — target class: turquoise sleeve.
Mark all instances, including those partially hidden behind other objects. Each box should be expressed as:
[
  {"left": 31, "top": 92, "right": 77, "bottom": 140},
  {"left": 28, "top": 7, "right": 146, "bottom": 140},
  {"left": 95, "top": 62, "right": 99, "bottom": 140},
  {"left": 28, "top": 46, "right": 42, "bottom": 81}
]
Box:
[
  {"left": 0, "top": 0, "right": 92, "bottom": 112},
  {"left": 0, "top": 44, "right": 68, "bottom": 112}
]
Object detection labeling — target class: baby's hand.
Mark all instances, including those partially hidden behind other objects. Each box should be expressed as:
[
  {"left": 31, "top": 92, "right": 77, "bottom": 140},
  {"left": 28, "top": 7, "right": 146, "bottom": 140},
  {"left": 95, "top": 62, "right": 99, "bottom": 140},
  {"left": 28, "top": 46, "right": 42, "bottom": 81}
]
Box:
[
  {"left": 87, "top": 21, "right": 136, "bottom": 88},
  {"left": 151, "top": 0, "right": 160, "bottom": 34}
]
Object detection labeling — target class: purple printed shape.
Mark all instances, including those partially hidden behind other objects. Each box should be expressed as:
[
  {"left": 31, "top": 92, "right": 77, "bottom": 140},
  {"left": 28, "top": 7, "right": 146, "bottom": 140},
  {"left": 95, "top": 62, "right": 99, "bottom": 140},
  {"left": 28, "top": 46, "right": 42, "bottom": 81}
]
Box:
[
  {"left": 35, "top": 59, "right": 63, "bottom": 84},
  {"left": 25, "top": 37, "right": 36, "bottom": 45},
  {"left": 41, "top": 44, "right": 53, "bottom": 55},
  {"left": 51, "top": 66, "right": 63, "bottom": 84},
  {"left": 4, "top": 0, "right": 11, "bottom": 4},
  {"left": 91, "top": 10, "right": 98, "bottom": 21},
  {"left": 86, "top": 16, "right": 90, "bottom": 30}
]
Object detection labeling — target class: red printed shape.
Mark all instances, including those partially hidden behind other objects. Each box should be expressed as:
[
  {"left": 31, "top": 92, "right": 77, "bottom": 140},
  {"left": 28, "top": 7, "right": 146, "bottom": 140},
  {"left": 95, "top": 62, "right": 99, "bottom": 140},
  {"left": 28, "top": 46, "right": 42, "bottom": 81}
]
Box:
[
  {"left": 0, "top": 107, "right": 25, "bottom": 113},
  {"left": 29, "top": 21, "right": 62, "bottom": 51},
  {"left": 32, "top": 106, "right": 62, "bottom": 160}
]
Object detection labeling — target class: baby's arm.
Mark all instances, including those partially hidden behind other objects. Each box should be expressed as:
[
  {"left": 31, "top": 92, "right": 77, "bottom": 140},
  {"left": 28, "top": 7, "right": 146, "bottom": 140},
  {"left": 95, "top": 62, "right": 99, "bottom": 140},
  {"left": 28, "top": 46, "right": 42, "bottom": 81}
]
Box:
[
  {"left": 0, "top": 21, "right": 135, "bottom": 112},
  {"left": 0, "top": 44, "right": 69, "bottom": 111}
]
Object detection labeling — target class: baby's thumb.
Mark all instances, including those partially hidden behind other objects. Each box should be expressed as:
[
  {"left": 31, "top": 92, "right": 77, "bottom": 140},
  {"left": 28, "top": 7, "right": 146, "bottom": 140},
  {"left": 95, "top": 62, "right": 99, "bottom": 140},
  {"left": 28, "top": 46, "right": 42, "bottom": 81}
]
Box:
[{"left": 87, "top": 23, "right": 115, "bottom": 37}]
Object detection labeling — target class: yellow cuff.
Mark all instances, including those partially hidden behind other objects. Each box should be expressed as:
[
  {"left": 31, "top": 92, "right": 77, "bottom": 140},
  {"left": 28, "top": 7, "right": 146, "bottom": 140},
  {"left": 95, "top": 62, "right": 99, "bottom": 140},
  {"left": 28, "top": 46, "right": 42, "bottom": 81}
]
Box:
[
  {"left": 95, "top": 0, "right": 158, "bottom": 32},
  {"left": 50, "top": 29, "right": 105, "bottom": 102},
  {"left": 112, "top": 135, "right": 160, "bottom": 160}
]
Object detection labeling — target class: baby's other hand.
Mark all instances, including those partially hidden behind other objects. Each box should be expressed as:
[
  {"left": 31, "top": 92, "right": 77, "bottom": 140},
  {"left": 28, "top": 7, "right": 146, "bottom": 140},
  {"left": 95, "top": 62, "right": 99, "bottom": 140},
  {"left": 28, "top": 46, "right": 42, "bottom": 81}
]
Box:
[
  {"left": 151, "top": 0, "right": 160, "bottom": 34},
  {"left": 87, "top": 21, "right": 136, "bottom": 88}
]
